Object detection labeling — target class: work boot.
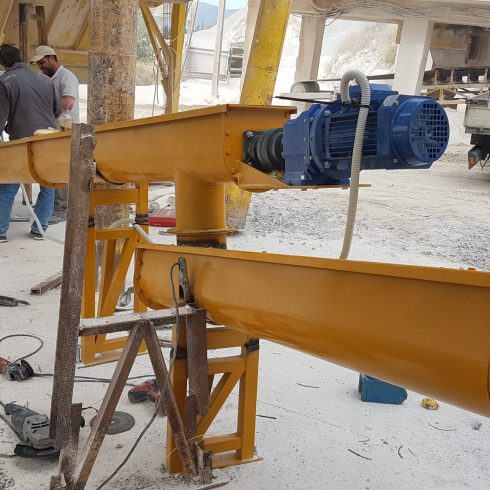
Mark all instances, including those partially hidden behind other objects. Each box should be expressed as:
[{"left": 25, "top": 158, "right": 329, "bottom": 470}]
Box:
[
  {"left": 29, "top": 231, "right": 44, "bottom": 241},
  {"left": 49, "top": 212, "right": 66, "bottom": 225}
]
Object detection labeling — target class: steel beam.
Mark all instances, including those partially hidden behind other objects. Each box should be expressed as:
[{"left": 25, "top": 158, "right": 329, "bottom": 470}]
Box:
[
  {"left": 240, "top": 0, "right": 291, "bottom": 106},
  {"left": 50, "top": 124, "right": 96, "bottom": 445},
  {"left": 170, "top": 4, "right": 186, "bottom": 112}
]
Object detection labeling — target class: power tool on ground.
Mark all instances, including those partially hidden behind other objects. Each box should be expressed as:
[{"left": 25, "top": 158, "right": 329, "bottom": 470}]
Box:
[
  {"left": 1, "top": 402, "right": 60, "bottom": 458},
  {"left": 0, "top": 295, "right": 30, "bottom": 307},
  {"left": 0, "top": 357, "right": 34, "bottom": 381},
  {"left": 128, "top": 379, "right": 165, "bottom": 415}
]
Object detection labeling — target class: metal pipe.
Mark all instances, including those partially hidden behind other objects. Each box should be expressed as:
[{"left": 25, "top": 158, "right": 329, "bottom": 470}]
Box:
[
  {"left": 134, "top": 244, "right": 490, "bottom": 418},
  {"left": 174, "top": 172, "right": 229, "bottom": 247}
]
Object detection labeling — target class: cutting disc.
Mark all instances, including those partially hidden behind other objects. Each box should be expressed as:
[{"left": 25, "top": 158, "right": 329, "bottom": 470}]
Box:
[{"left": 90, "top": 411, "right": 135, "bottom": 435}]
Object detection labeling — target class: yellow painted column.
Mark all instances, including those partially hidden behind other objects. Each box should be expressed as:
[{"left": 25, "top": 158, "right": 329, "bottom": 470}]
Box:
[
  {"left": 170, "top": 4, "right": 187, "bottom": 113},
  {"left": 174, "top": 172, "right": 229, "bottom": 248},
  {"left": 227, "top": 0, "right": 292, "bottom": 229},
  {"left": 240, "top": 0, "right": 291, "bottom": 105}
]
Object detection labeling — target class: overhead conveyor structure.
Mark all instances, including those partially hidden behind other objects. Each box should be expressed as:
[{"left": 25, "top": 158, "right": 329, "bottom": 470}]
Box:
[{"left": 0, "top": 101, "right": 489, "bottom": 478}]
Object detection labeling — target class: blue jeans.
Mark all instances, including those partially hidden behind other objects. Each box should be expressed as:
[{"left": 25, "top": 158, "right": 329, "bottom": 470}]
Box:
[{"left": 0, "top": 184, "right": 55, "bottom": 236}]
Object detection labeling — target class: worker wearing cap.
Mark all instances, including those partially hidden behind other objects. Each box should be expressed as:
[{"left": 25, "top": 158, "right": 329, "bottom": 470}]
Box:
[
  {"left": 31, "top": 45, "right": 80, "bottom": 224},
  {"left": 0, "top": 44, "right": 60, "bottom": 243}
]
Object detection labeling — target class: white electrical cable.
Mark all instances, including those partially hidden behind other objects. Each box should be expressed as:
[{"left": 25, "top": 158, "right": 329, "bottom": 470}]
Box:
[
  {"left": 19, "top": 184, "right": 65, "bottom": 245},
  {"left": 15, "top": 187, "right": 155, "bottom": 246},
  {"left": 338, "top": 70, "right": 371, "bottom": 259},
  {"left": 109, "top": 218, "right": 156, "bottom": 244}
]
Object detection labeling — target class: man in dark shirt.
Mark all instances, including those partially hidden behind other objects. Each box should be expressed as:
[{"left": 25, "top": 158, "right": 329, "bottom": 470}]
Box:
[{"left": 0, "top": 44, "right": 59, "bottom": 242}]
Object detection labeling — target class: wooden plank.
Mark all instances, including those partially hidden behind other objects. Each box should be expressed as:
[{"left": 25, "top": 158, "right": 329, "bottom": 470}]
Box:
[
  {"left": 78, "top": 306, "right": 193, "bottom": 336},
  {"left": 144, "top": 322, "right": 197, "bottom": 476},
  {"left": 36, "top": 6, "right": 48, "bottom": 44},
  {"left": 186, "top": 308, "right": 209, "bottom": 414},
  {"left": 18, "top": 3, "right": 28, "bottom": 61},
  {"left": 30, "top": 272, "right": 63, "bottom": 295},
  {"left": 0, "top": 0, "right": 15, "bottom": 44},
  {"left": 72, "top": 325, "right": 146, "bottom": 490},
  {"left": 49, "top": 124, "right": 96, "bottom": 445}
]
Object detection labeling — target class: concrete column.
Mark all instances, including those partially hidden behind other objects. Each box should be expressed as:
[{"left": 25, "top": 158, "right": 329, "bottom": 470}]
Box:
[
  {"left": 294, "top": 15, "right": 325, "bottom": 83},
  {"left": 393, "top": 18, "right": 433, "bottom": 95},
  {"left": 87, "top": 0, "right": 137, "bottom": 125},
  {"left": 87, "top": 0, "right": 138, "bottom": 272}
]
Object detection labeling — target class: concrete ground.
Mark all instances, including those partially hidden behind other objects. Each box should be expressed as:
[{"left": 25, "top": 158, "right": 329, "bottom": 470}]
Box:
[{"left": 0, "top": 145, "right": 489, "bottom": 489}]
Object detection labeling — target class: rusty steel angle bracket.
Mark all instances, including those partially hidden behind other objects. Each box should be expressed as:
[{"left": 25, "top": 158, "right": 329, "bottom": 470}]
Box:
[
  {"left": 71, "top": 324, "right": 147, "bottom": 490},
  {"left": 49, "top": 124, "right": 96, "bottom": 446},
  {"left": 186, "top": 308, "right": 208, "bottom": 414}
]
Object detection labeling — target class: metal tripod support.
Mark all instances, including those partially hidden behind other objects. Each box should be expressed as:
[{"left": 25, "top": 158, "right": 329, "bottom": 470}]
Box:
[{"left": 51, "top": 309, "right": 201, "bottom": 489}]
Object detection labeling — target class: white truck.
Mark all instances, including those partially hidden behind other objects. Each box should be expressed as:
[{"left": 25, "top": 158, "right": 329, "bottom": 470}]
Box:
[{"left": 464, "top": 92, "right": 490, "bottom": 168}]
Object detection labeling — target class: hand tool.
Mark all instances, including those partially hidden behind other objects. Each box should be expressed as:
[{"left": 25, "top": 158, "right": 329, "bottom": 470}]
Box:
[
  {"left": 0, "top": 295, "right": 30, "bottom": 307},
  {"left": 1, "top": 402, "right": 59, "bottom": 458},
  {"left": 128, "top": 379, "right": 165, "bottom": 415},
  {"left": 0, "top": 357, "right": 34, "bottom": 381}
]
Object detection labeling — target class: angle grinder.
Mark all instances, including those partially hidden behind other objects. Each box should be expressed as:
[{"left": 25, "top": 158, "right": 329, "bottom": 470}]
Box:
[
  {"left": 0, "top": 357, "right": 34, "bottom": 381},
  {"left": 1, "top": 402, "right": 60, "bottom": 458}
]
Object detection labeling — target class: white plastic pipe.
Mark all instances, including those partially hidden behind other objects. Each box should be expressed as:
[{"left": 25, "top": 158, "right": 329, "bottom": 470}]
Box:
[
  {"left": 338, "top": 70, "right": 371, "bottom": 259},
  {"left": 19, "top": 184, "right": 65, "bottom": 245},
  {"left": 110, "top": 217, "right": 155, "bottom": 244}
]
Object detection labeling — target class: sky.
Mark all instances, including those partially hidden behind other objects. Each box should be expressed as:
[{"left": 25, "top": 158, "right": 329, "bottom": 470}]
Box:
[{"left": 204, "top": 0, "right": 248, "bottom": 10}]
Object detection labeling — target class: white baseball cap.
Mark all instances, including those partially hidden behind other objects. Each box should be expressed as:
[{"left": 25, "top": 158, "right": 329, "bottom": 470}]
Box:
[{"left": 30, "top": 45, "right": 57, "bottom": 63}]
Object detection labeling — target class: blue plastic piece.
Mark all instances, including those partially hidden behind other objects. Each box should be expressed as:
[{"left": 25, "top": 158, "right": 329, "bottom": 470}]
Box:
[
  {"left": 281, "top": 84, "right": 450, "bottom": 186},
  {"left": 358, "top": 374, "right": 408, "bottom": 405}
]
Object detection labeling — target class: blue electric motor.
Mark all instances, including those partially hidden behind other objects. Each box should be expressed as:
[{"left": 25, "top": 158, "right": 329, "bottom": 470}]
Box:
[
  {"left": 244, "top": 85, "right": 450, "bottom": 186},
  {"left": 281, "top": 85, "right": 450, "bottom": 185}
]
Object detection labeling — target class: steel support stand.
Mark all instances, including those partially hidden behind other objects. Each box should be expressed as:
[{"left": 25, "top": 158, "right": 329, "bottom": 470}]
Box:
[
  {"left": 80, "top": 182, "right": 149, "bottom": 365},
  {"left": 166, "top": 326, "right": 262, "bottom": 473}
]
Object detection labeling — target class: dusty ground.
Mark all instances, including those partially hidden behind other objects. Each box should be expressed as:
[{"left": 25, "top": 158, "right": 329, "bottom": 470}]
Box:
[
  {"left": 239, "top": 146, "right": 490, "bottom": 270},
  {"left": 0, "top": 145, "right": 489, "bottom": 490}
]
